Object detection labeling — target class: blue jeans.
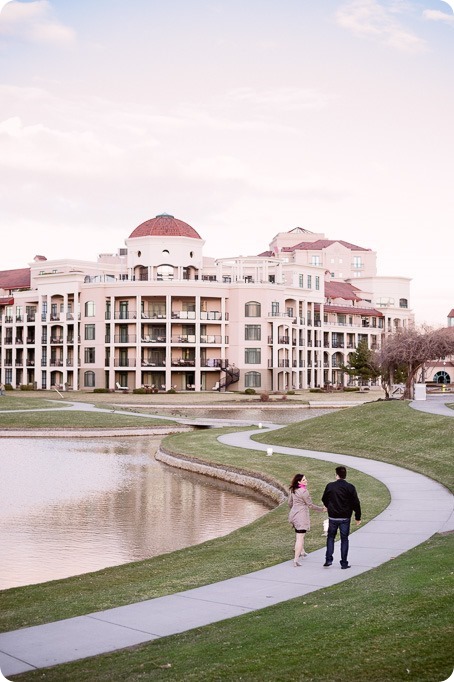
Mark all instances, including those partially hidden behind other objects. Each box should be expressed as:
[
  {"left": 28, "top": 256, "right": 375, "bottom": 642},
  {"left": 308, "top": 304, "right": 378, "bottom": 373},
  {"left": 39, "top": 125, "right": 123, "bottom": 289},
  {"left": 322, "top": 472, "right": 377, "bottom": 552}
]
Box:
[{"left": 325, "top": 518, "right": 351, "bottom": 567}]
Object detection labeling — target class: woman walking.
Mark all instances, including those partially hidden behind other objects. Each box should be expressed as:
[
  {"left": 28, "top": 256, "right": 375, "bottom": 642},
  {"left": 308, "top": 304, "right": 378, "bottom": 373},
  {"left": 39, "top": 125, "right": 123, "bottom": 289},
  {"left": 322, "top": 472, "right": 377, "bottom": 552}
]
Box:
[{"left": 288, "top": 473, "right": 325, "bottom": 567}]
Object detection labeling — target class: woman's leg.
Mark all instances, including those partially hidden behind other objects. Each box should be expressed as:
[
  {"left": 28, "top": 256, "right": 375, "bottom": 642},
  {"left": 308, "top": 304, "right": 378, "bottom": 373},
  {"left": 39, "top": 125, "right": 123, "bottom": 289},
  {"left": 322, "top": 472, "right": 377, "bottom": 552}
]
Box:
[{"left": 294, "top": 532, "right": 304, "bottom": 565}]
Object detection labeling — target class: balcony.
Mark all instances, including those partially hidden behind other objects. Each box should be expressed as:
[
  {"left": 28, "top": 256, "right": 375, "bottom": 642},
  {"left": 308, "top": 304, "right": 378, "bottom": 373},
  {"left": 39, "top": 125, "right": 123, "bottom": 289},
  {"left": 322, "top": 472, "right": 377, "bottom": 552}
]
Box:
[
  {"left": 171, "top": 358, "right": 195, "bottom": 367},
  {"left": 142, "top": 335, "right": 166, "bottom": 343},
  {"left": 113, "top": 334, "right": 137, "bottom": 343},
  {"left": 202, "top": 358, "right": 227, "bottom": 368},
  {"left": 50, "top": 337, "right": 64, "bottom": 344},
  {"left": 50, "top": 360, "right": 64, "bottom": 367},
  {"left": 114, "top": 359, "right": 136, "bottom": 367},
  {"left": 114, "top": 311, "right": 137, "bottom": 320}
]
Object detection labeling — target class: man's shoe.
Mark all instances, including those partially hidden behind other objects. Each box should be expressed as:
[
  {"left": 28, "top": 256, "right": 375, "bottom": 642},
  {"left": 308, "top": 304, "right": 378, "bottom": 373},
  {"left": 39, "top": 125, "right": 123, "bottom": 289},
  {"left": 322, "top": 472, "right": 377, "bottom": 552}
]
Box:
[
  {"left": 341, "top": 564, "right": 351, "bottom": 569},
  {"left": 323, "top": 562, "right": 332, "bottom": 567}
]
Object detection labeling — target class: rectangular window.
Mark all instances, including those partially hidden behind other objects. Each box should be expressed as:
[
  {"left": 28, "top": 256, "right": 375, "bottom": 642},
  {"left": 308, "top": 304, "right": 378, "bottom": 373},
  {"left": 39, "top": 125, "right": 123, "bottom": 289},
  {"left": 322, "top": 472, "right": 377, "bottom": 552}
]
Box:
[
  {"left": 307, "top": 275, "right": 312, "bottom": 288},
  {"left": 299, "top": 274, "right": 304, "bottom": 288},
  {"left": 353, "top": 257, "right": 362, "bottom": 269},
  {"left": 311, "top": 256, "right": 320, "bottom": 266},
  {"left": 245, "top": 371, "right": 261, "bottom": 388},
  {"left": 84, "top": 347, "right": 95, "bottom": 363},
  {"left": 85, "top": 324, "right": 95, "bottom": 341},
  {"left": 245, "top": 348, "right": 261, "bottom": 364},
  {"left": 245, "top": 325, "right": 261, "bottom": 341},
  {"left": 315, "top": 276, "right": 320, "bottom": 290}
]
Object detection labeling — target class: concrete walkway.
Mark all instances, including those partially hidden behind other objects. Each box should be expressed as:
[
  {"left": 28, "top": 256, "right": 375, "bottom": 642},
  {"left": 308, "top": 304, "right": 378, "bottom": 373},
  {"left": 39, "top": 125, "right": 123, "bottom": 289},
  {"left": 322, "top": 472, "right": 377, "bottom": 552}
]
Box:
[{"left": 1, "top": 398, "right": 453, "bottom": 677}]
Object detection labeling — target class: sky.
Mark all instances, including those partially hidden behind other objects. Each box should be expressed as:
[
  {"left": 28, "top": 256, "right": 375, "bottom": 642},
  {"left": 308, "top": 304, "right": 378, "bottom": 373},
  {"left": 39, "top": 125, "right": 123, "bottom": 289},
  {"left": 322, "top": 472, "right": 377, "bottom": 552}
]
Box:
[{"left": 0, "top": 0, "right": 453, "bottom": 326}]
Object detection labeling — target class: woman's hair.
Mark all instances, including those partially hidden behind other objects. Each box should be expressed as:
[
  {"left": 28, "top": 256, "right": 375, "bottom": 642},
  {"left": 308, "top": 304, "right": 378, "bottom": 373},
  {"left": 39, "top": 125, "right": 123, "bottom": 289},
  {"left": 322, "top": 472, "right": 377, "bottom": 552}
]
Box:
[{"left": 290, "top": 473, "right": 305, "bottom": 492}]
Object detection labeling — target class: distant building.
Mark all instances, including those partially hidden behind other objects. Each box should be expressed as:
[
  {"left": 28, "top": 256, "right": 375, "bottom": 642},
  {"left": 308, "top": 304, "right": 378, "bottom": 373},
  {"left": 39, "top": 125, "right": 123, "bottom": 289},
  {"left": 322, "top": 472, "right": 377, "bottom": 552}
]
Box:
[
  {"left": 0, "top": 213, "right": 414, "bottom": 392},
  {"left": 421, "top": 309, "right": 454, "bottom": 386}
]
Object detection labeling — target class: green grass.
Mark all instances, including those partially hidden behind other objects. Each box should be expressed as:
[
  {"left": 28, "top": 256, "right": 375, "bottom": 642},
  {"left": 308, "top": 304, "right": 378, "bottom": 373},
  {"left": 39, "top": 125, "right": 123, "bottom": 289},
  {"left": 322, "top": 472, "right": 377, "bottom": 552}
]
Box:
[
  {"left": 0, "top": 397, "right": 174, "bottom": 428},
  {"left": 253, "top": 400, "right": 454, "bottom": 492},
  {"left": 5, "top": 400, "right": 454, "bottom": 681},
  {"left": 13, "top": 533, "right": 453, "bottom": 682},
  {"left": 0, "top": 395, "right": 67, "bottom": 410}
]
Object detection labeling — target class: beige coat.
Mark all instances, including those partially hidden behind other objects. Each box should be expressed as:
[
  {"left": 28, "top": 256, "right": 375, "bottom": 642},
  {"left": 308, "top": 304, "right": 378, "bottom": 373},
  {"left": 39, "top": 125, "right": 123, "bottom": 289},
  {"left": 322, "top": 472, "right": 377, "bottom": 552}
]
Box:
[{"left": 288, "top": 488, "right": 324, "bottom": 531}]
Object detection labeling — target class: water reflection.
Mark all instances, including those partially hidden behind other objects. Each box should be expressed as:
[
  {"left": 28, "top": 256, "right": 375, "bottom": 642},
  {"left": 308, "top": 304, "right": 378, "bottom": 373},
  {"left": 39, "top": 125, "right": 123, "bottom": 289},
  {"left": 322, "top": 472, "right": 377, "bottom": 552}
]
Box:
[{"left": 0, "top": 437, "right": 273, "bottom": 590}]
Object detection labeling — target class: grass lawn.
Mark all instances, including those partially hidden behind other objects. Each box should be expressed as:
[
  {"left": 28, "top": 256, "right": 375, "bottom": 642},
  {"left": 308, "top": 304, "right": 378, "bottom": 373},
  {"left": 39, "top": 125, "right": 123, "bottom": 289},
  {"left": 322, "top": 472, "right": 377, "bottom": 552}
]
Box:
[
  {"left": 4, "top": 400, "right": 453, "bottom": 681},
  {"left": 0, "top": 395, "right": 67, "bottom": 410},
  {"left": 0, "top": 395, "right": 174, "bottom": 428},
  {"left": 253, "top": 399, "right": 454, "bottom": 492}
]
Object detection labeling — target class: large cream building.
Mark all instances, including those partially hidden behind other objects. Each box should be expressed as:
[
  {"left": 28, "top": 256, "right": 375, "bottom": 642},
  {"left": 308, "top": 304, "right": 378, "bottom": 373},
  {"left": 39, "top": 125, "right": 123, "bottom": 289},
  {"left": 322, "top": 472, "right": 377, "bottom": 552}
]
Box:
[{"left": 0, "top": 213, "right": 414, "bottom": 392}]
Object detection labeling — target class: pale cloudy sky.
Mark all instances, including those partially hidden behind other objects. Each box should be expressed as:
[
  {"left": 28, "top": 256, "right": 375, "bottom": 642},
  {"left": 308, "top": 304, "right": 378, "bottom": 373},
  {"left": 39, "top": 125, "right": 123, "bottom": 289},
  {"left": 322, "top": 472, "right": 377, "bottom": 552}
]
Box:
[{"left": 0, "top": 0, "right": 453, "bottom": 326}]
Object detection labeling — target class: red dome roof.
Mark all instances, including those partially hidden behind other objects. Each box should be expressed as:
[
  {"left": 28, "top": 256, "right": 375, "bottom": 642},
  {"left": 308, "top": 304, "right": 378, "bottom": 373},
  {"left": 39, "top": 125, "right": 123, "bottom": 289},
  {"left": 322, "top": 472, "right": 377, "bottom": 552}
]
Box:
[{"left": 129, "top": 213, "right": 202, "bottom": 239}]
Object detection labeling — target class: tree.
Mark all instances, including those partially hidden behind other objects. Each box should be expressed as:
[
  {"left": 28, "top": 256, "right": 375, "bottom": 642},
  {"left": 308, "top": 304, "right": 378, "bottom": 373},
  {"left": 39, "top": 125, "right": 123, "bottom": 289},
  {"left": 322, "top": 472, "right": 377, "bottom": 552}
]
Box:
[
  {"left": 342, "top": 339, "right": 381, "bottom": 385},
  {"left": 376, "top": 326, "right": 454, "bottom": 400}
]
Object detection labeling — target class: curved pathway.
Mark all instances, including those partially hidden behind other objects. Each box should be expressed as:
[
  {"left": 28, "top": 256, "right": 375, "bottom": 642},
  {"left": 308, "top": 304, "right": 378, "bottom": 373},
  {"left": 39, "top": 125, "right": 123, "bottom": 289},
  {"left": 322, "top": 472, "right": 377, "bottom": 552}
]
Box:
[{"left": 0, "top": 399, "right": 453, "bottom": 677}]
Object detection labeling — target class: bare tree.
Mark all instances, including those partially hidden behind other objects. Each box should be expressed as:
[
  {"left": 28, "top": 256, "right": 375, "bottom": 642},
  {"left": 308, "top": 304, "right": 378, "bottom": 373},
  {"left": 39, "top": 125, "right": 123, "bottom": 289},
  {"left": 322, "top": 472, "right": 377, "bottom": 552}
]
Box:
[{"left": 376, "top": 326, "right": 454, "bottom": 400}]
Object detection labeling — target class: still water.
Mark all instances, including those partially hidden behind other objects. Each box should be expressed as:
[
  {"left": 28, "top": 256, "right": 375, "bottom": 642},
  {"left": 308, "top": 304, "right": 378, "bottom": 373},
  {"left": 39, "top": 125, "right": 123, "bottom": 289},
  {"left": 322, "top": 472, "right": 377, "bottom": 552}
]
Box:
[{"left": 0, "top": 436, "right": 273, "bottom": 590}]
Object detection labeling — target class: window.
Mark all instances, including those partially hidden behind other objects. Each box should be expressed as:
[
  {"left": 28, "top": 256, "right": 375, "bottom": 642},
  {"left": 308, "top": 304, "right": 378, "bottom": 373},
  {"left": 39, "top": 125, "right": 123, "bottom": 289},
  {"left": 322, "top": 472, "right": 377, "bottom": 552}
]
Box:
[
  {"left": 245, "top": 325, "right": 261, "bottom": 341},
  {"left": 399, "top": 298, "right": 408, "bottom": 308},
  {"left": 338, "top": 314, "right": 346, "bottom": 325},
  {"left": 245, "top": 348, "right": 261, "bottom": 364},
  {"left": 315, "top": 276, "right": 320, "bottom": 290},
  {"left": 311, "top": 256, "right": 320, "bottom": 266},
  {"left": 85, "top": 301, "right": 95, "bottom": 317},
  {"left": 331, "top": 272, "right": 335, "bottom": 278},
  {"left": 353, "top": 257, "right": 362, "bottom": 269},
  {"left": 307, "top": 275, "right": 312, "bottom": 288},
  {"left": 84, "top": 371, "right": 95, "bottom": 387},
  {"left": 245, "top": 301, "right": 261, "bottom": 317},
  {"left": 157, "top": 264, "right": 174, "bottom": 281},
  {"left": 245, "top": 371, "right": 261, "bottom": 388},
  {"left": 84, "top": 347, "right": 95, "bottom": 363},
  {"left": 85, "top": 324, "right": 95, "bottom": 340},
  {"left": 299, "top": 274, "right": 304, "bottom": 288}
]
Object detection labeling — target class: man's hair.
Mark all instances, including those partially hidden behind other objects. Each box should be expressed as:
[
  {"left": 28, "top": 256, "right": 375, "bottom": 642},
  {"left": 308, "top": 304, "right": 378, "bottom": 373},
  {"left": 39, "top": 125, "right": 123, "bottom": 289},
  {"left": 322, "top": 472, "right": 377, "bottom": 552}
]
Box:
[{"left": 336, "top": 466, "right": 347, "bottom": 479}]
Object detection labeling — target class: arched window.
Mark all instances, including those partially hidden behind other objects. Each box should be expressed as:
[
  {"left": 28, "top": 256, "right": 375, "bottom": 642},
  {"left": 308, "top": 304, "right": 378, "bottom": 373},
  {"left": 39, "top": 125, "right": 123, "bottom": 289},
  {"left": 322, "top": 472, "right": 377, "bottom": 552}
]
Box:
[
  {"left": 157, "top": 264, "right": 174, "bottom": 281},
  {"left": 85, "top": 301, "right": 95, "bottom": 317},
  {"left": 433, "top": 371, "right": 450, "bottom": 384},
  {"left": 245, "top": 301, "right": 261, "bottom": 317},
  {"left": 399, "top": 298, "right": 408, "bottom": 309},
  {"left": 245, "top": 371, "right": 261, "bottom": 388},
  {"left": 84, "top": 370, "right": 95, "bottom": 387}
]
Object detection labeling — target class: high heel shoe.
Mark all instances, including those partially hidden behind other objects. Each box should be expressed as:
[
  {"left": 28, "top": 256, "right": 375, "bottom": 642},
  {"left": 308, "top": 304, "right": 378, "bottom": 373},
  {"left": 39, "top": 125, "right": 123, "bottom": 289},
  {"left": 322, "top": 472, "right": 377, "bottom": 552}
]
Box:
[
  {"left": 300, "top": 552, "right": 308, "bottom": 558},
  {"left": 293, "top": 560, "right": 301, "bottom": 567}
]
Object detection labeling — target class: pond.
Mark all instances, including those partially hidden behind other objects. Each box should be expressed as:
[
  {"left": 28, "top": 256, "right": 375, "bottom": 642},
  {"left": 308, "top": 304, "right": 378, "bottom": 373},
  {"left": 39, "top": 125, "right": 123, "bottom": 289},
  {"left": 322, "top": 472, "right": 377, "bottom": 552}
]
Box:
[{"left": 0, "top": 436, "right": 274, "bottom": 590}]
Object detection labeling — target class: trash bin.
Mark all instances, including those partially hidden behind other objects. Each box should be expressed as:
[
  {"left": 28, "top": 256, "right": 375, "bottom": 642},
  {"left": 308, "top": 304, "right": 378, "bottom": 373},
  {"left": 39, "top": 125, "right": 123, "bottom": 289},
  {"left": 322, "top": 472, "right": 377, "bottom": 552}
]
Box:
[{"left": 414, "top": 384, "right": 426, "bottom": 401}]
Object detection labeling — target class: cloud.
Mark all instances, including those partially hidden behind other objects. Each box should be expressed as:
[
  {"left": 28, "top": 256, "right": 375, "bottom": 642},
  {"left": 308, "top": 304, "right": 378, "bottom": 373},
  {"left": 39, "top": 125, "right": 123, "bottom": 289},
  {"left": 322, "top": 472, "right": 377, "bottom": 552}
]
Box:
[
  {"left": 225, "top": 87, "right": 333, "bottom": 112},
  {"left": 423, "top": 9, "right": 454, "bottom": 24},
  {"left": 336, "top": 0, "right": 427, "bottom": 52},
  {"left": 0, "top": 0, "right": 76, "bottom": 46}
]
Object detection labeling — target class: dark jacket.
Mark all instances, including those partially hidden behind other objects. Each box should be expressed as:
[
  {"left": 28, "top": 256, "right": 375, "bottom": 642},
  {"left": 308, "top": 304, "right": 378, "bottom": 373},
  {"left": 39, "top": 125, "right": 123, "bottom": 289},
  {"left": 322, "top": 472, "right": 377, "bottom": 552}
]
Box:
[{"left": 322, "top": 479, "right": 361, "bottom": 521}]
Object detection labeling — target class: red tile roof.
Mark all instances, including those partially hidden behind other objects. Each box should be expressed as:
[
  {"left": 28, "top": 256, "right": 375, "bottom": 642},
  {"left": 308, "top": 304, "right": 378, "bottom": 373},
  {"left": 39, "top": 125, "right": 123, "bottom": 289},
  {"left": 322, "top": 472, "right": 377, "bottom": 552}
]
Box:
[
  {"left": 287, "top": 239, "right": 371, "bottom": 252},
  {"left": 325, "top": 281, "right": 363, "bottom": 301},
  {"left": 129, "top": 213, "right": 202, "bottom": 239},
  {"left": 316, "top": 304, "right": 384, "bottom": 317},
  {"left": 0, "top": 268, "right": 31, "bottom": 291},
  {"left": 448, "top": 309, "right": 454, "bottom": 318}
]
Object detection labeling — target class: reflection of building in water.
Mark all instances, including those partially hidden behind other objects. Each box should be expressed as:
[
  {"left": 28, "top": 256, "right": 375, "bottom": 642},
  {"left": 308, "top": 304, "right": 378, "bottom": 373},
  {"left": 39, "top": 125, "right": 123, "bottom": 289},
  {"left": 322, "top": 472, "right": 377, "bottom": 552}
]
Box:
[
  {"left": 0, "top": 213, "right": 413, "bottom": 392},
  {"left": 0, "top": 437, "right": 270, "bottom": 589}
]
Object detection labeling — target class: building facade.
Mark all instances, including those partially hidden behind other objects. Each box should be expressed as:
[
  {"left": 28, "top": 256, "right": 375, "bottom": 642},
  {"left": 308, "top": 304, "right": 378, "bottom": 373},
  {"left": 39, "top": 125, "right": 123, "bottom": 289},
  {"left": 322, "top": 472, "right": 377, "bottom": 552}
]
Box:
[{"left": 0, "top": 214, "right": 414, "bottom": 392}]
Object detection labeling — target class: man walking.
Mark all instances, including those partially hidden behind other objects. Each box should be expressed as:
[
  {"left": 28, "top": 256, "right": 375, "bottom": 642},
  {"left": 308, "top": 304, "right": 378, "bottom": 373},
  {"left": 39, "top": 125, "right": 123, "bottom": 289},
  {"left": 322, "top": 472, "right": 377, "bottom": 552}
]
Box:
[{"left": 322, "top": 466, "right": 361, "bottom": 569}]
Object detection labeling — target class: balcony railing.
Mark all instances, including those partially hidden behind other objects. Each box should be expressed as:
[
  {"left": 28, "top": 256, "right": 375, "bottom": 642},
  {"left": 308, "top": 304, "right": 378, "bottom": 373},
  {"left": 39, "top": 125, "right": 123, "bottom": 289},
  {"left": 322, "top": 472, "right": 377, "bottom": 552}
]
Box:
[
  {"left": 114, "top": 359, "right": 136, "bottom": 367},
  {"left": 142, "top": 336, "right": 166, "bottom": 343},
  {"left": 113, "top": 334, "right": 137, "bottom": 343},
  {"left": 114, "top": 311, "right": 137, "bottom": 320}
]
